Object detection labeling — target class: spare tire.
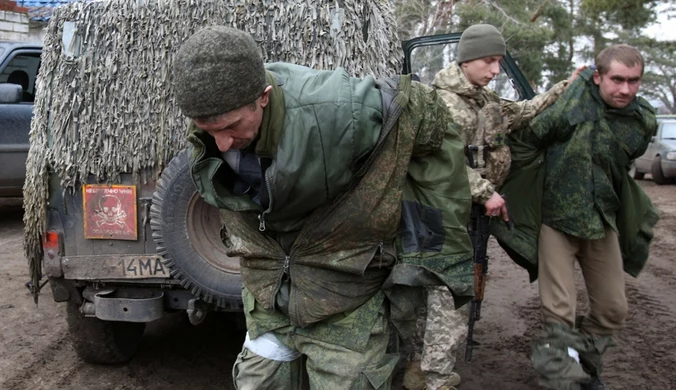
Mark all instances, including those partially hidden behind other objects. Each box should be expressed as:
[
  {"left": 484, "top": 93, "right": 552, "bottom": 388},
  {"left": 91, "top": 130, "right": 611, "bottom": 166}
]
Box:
[{"left": 150, "top": 148, "right": 242, "bottom": 308}]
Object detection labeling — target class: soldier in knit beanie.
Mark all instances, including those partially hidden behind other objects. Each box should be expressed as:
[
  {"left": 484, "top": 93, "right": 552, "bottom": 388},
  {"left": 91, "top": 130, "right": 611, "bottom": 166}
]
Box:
[
  {"left": 457, "top": 24, "right": 506, "bottom": 64},
  {"left": 403, "top": 24, "right": 584, "bottom": 390},
  {"left": 173, "top": 26, "right": 268, "bottom": 118}
]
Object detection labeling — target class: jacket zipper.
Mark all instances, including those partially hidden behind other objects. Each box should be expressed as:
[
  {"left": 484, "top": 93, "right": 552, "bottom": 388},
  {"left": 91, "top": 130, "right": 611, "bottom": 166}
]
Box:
[
  {"left": 258, "top": 162, "right": 274, "bottom": 232},
  {"left": 258, "top": 213, "right": 266, "bottom": 232},
  {"left": 256, "top": 158, "right": 285, "bottom": 312},
  {"left": 283, "top": 255, "right": 290, "bottom": 274}
]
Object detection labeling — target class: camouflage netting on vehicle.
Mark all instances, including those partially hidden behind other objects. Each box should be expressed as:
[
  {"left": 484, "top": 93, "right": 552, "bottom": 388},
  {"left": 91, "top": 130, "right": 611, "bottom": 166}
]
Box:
[{"left": 24, "top": 0, "right": 402, "bottom": 302}]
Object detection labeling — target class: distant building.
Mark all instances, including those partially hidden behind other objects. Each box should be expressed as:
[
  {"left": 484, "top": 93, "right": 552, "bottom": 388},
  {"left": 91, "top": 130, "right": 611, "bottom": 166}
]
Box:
[
  {"left": 2, "top": 0, "right": 78, "bottom": 41},
  {"left": 1, "top": 0, "right": 30, "bottom": 41}
]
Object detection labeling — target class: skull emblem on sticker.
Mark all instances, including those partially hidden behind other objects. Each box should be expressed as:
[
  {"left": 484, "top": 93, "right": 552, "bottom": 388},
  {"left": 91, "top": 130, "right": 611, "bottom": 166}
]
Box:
[{"left": 94, "top": 195, "right": 128, "bottom": 228}]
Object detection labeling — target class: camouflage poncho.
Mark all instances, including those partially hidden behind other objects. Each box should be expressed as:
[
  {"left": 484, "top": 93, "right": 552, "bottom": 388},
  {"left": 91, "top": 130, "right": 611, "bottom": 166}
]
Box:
[
  {"left": 492, "top": 68, "right": 659, "bottom": 280},
  {"left": 518, "top": 68, "right": 656, "bottom": 240}
]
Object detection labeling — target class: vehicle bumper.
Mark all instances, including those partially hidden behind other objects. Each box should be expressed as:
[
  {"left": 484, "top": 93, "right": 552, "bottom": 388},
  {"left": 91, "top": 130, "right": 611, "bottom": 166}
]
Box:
[{"left": 82, "top": 287, "right": 166, "bottom": 322}]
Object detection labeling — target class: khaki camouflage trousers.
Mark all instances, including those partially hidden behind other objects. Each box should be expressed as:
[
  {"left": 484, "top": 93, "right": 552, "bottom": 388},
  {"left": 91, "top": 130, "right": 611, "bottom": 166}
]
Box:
[{"left": 410, "top": 286, "right": 468, "bottom": 390}]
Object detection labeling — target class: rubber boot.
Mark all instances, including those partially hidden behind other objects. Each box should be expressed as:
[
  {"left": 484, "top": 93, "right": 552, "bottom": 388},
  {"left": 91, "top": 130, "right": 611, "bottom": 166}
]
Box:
[
  {"left": 435, "top": 371, "right": 462, "bottom": 389},
  {"left": 426, "top": 372, "right": 462, "bottom": 390},
  {"left": 403, "top": 361, "right": 426, "bottom": 390}
]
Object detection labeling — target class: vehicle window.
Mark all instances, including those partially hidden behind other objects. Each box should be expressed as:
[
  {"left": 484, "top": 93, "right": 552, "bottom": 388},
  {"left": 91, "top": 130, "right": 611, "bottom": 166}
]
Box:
[
  {"left": 0, "top": 52, "right": 41, "bottom": 103},
  {"left": 660, "top": 123, "right": 676, "bottom": 140},
  {"left": 408, "top": 42, "right": 521, "bottom": 101}
]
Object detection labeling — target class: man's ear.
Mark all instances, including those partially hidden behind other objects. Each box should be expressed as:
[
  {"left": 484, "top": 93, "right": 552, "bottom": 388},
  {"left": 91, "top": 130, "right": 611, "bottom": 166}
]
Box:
[
  {"left": 260, "top": 85, "right": 273, "bottom": 108},
  {"left": 592, "top": 70, "right": 601, "bottom": 85}
]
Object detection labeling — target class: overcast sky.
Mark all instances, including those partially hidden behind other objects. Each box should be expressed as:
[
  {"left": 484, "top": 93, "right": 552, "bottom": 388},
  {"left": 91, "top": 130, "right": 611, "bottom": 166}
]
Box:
[{"left": 643, "top": 5, "right": 676, "bottom": 41}]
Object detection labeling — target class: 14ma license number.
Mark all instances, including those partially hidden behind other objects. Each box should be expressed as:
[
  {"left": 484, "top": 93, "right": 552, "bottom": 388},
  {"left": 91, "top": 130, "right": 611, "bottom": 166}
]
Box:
[{"left": 118, "top": 256, "right": 169, "bottom": 278}]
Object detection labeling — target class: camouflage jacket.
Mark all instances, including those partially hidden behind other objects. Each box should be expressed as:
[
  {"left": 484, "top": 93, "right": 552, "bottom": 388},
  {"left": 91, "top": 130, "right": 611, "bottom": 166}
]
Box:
[
  {"left": 492, "top": 68, "right": 659, "bottom": 279},
  {"left": 520, "top": 68, "right": 657, "bottom": 239},
  {"left": 188, "top": 64, "right": 472, "bottom": 344},
  {"left": 431, "top": 62, "right": 567, "bottom": 203}
]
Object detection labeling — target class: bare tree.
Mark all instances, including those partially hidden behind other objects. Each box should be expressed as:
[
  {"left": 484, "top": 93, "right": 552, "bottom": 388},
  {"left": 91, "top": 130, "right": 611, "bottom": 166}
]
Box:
[
  {"left": 394, "top": 0, "right": 460, "bottom": 40},
  {"left": 642, "top": 50, "right": 676, "bottom": 114}
]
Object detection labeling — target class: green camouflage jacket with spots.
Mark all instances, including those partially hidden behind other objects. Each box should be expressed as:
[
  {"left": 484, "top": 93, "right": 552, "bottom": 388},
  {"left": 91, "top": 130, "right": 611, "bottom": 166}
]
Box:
[{"left": 492, "top": 68, "right": 659, "bottom": 280}]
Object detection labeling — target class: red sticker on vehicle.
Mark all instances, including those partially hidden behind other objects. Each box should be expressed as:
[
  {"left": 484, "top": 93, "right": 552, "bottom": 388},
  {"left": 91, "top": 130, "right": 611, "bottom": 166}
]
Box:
[{"left": 83, "top": 185, "right": 138, "bottom": 240}]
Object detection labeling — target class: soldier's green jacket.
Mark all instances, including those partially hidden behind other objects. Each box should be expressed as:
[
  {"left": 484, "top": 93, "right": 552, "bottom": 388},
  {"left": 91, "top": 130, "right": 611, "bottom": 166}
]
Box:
[
  {"left": 492, "top": 68, "right": 659, "bottom": 280},
  {"left": 187, "top": 62, "right": 473, "bottom": 348}
]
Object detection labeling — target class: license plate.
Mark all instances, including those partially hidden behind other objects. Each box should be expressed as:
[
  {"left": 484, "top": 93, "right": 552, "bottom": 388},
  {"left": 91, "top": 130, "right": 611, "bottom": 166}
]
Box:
[
  {"left": 62, "top": 255, "right": 171, "bottom": 280},
  {"left": 118, "top": 256, "right": 170, "bottom": 278}
]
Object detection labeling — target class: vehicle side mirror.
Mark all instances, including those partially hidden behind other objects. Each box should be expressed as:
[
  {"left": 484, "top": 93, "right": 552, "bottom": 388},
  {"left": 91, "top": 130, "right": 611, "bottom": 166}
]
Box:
[
  {"left": 650, "top": 136, "right": 656, "bottom": 143},
  {"left": 0, "top": 83, "right": 23, "bottom": 104}
]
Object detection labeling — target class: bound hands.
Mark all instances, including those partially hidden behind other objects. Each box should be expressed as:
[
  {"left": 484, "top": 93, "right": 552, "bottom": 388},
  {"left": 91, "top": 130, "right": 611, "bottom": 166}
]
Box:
[{"left": 484, "top": 192, "right": 509, "bottom": 222}]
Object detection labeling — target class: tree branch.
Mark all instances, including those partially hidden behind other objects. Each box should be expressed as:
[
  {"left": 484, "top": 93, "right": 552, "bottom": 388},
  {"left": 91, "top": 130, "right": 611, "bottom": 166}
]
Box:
[
  {"left": 480, "top": 0, "right": 522, "bottom": 25},
  {"left": 530, "top": 0, "right": 551, "bottom": 23}
]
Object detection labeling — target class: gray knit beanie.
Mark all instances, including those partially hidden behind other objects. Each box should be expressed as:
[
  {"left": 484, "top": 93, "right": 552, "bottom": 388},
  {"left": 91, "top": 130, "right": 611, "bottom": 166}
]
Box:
[
  {"left": 173, "top": 26, "right": 267, "bottom": 118},
  {"left": 457, "top": 24, "right": 506, "bottom": 64}
]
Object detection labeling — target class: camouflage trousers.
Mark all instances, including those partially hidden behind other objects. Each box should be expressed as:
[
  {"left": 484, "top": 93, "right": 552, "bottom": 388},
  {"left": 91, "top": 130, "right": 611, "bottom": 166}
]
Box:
[
  {"left": 233, "top": 298, "right": 399, "bottom": 390},
  {"left": 410, "top": 286, "right": 468, "bottom": 390}
]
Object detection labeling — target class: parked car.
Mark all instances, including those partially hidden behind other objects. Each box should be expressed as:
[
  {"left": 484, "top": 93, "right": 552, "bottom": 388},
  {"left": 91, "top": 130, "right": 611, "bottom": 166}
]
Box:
[
  {"left": 0, "top": 41, "right": 41, "bottom": 197},
  {"left": 632, "top": 115, "right": 676, "bottom": 184}
]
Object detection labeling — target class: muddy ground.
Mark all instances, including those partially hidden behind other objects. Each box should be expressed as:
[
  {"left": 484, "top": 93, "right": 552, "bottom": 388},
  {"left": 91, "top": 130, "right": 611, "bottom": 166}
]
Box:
[{"left": 0, "top": 180, "right": 674, "bottom": 390}]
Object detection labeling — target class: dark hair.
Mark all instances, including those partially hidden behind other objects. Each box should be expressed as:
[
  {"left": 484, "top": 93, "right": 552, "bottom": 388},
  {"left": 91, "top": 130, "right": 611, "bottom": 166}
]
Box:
[{"left": 595, "top": 44, "right": 645, "bottom": 76}]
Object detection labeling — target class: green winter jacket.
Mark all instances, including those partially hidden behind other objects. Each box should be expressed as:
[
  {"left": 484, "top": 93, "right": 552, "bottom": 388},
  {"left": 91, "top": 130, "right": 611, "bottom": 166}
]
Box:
[
  {"left": 187, "top": 63, "right": 473, "bottom": 339},
  {"left": 491, "top": 68, "right": 659, "bottom": 280}
]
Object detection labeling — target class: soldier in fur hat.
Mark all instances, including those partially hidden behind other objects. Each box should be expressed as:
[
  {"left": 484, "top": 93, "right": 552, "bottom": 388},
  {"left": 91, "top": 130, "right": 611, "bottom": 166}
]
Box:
[{"left": 173, "top": 26, "right": 476, "bottom": 390}]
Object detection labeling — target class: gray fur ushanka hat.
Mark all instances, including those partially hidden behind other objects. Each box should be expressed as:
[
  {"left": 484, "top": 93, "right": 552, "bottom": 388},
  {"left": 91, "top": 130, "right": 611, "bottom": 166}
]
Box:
[{"left": 173, "top": 26, "right": 267, "bottom": 118}]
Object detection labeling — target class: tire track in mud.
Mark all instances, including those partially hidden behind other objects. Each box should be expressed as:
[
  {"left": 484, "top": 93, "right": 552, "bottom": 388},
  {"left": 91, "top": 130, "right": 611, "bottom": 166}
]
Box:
[
  {"left": 646, "top": 263, "right": 675, "bottom": 288},
  {"left": 0, "top": 332, "right": 81, "bottom": 390},
  {"left": 619, "top": 185, "right": 676, "bottom": 388},
  {"left": 497, "top": 295, "right": 542, "bottom": 386},
  {"left": 509, "top": 270, "right": 676, "bottom": 390},
  {"left": 0, "top": 200, "right": 83, "bottom": 390},
  {"left": 604, "top": 281, "right": 676, "bottom": 390},
  {"left": 514, "top": 294, "right": 543, "bottom": 348},
  {"left": 646, "top": 210, "right": 676, "bottom": 290}
]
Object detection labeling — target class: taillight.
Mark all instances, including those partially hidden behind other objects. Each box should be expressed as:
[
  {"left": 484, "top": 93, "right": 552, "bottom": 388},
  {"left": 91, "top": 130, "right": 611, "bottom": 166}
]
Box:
[
  {"left": 42, "top": 231, "right": 64, "bottom": 279},
  {"left": 42, "top": 231, "right": 61, "bottom": 253}
]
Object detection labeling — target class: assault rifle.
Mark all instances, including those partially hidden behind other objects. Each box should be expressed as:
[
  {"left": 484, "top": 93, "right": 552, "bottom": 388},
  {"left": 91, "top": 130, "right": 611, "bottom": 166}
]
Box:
[
  {"left": 464, "top": 145, "right": 513, "bottom": 363},
  {"left": 465, "top": 200, "right": 489, "bottom": 363}
]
